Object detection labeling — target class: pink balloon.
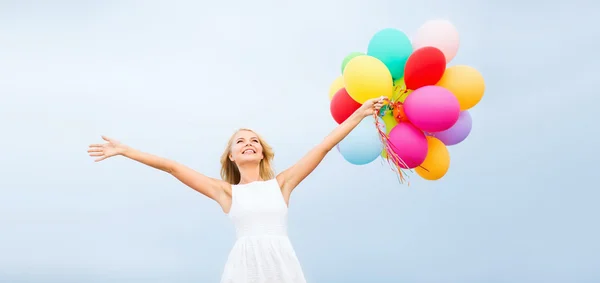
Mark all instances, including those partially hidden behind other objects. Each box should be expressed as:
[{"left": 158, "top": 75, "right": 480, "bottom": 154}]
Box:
[
  {"left": 412, "top": 20, "right": 460, "bottom": 63},
  {"left": 388, "top": 123, "right": 428, "bottom": 169},
  {"left": 404, "top": 85, "right": 460, "bottom": 133}
]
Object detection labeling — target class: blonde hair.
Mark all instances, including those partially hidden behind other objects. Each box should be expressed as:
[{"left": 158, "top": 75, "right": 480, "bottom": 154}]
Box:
[{"left": 220, "top": 128, "right": 275, "bottom": 184}]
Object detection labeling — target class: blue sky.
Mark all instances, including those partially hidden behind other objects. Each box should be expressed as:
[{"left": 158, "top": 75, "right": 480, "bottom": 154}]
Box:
[{"left": 0, "top": 0, "right": 598, "bottom": 282}]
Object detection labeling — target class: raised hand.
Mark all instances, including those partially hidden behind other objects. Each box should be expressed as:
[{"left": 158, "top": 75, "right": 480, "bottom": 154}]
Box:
[
  {"left": 87, "top": 136, "right": 128, "bottom": 162},
  {"left": 357, "top": 96, "right": 389, "bottom": 117}
]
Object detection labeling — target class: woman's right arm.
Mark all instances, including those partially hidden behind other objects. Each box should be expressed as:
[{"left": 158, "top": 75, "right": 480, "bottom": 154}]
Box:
[{"left": 88, "top": 136, "right": 229, "bottom": 202}]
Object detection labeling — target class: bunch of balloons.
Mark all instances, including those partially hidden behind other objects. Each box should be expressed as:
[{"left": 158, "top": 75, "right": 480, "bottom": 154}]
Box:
[{"left": 329, "top": 20, "right": 485, "bottom": 182}]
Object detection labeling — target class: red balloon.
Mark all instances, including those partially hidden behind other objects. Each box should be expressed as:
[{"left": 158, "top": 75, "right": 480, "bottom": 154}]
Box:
[
  {"left": 330, "top": 88, "right": 362, "bottom": 124},
  {"left": 404, "top": 47, "right": 446, "bottom": 90}
]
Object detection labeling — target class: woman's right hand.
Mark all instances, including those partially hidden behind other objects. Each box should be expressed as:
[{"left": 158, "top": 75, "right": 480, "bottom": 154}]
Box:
[
  {"left": 87, "top": 136, "right": 128, "bottom": 162},
  {"left": 355, "top": 96, "right": 388, "bottom": 118}
]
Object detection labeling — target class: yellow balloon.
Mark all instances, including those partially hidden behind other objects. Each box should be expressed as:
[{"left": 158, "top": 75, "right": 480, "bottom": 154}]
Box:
[
  {"left": 436, "top": 65, "right": 485, "bottom": 111},
  {"left": 415, "top": 136, "right": 450, "bottom": 181},
  {"left": 328, "top": 76, "right": 345, "bottom": 100},
  {"left": 343, "top": 55, "right": 393, "bottom": 103}
]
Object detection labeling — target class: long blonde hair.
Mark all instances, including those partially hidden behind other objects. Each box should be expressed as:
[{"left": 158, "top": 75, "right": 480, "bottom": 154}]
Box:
[{"left": 220, "top": 128, "right": 275, "bottom": 184}]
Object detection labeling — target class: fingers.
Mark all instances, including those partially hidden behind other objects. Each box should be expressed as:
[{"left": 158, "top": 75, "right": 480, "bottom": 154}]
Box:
[
  {"left": 375, "top": 96, "right": 389, "bottom": 103},
  {"left": 89, "top": 149, "right": 106, "bottom": 161},
  {"left": 88, "top": 148, "right": 104, "bottom": 157},
  {"left": 88, "top": 149, "right": 103, "bottom": 155},
  {"left": 368, "top": 96, "right": 389, "bottom": 107},
  {"left": 88, "top": 146, "right": 103, "bottom": 151},
  {"left": 88, "top": 144, "right": 105, "bottom": 161},
  {"left": 88, "top": 137, "right": 111, "bottom": 162},
  {"left": 89, "top": 151, "right": 106, "bottom": 162},
  {"left": 363, "top": 96, "right": 389, "bottom": 106},
  {"left": 373, "top": 96, "right": 387, "bottom": 109}
]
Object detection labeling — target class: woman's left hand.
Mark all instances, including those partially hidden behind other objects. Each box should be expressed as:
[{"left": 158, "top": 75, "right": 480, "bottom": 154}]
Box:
[{"left": 356, "top": 96, "right": 389, "bottom": 118}]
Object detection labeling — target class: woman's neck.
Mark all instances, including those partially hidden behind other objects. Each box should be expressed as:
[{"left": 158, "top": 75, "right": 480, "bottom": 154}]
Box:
[{"left": 237, "top": 164, "right": 262, "bottom": 184}]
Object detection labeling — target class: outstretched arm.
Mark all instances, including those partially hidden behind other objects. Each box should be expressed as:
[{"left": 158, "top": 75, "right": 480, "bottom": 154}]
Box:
[
  {"left": 121, "top": 147, "right": 227, "bottom": 201},
  {"left": 277, "top": 97, "right": 387, "bottom": 195},
  {"left": 88, "top": 136, "right": 228, "bottom": 203}
]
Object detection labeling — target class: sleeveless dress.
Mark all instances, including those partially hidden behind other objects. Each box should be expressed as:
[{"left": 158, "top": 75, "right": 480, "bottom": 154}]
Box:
[{"left": 220, "top": 179, "right": 307, "bottom": 283}]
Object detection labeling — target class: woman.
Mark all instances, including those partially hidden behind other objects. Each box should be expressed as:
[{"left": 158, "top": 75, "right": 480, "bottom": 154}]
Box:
[{"left": 87, "top": 96, "right": 387, "bottom": 283}]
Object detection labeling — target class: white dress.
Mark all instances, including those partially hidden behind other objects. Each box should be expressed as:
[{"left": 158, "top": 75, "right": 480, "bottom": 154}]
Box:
[{"left": 220, "top": 179, "right": 307, "bottom": 283}]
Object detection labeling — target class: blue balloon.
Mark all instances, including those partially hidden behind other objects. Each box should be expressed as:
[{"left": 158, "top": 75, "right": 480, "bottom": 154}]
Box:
[
  {"left": 338, "top": 116, "right": 385, "bottom": 165},
  {"left": 367, "top": 28, "right": 413, "bottom": 80}
]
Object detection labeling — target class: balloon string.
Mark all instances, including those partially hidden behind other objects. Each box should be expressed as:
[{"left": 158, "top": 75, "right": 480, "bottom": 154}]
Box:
[
  {"left": 373, "top": 112, "right": 411, "bottom": 185},
  {"left": 392, "top": 88, "right": 409, "bottom": 103}
]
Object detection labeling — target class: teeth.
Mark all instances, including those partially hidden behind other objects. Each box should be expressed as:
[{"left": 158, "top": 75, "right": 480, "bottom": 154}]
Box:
[{"left": 243, "top": 149, "right": 255, "bottom": 154}]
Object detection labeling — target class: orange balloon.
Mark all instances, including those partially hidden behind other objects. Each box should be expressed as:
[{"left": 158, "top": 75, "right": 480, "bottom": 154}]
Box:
[
  {"left": 436, "top": 65, "right": 485, "bottom": 110},
  {"left": 415, "top": 136, "right": 450, "bottom": 180},
  {"left": 392, "top": 104, "right": 409, "bottom": 123}
]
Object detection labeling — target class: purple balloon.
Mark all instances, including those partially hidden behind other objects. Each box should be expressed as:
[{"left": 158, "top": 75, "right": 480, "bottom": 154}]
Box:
[{"left": 430, "top": 111, "right": 472, "bottom": 145}]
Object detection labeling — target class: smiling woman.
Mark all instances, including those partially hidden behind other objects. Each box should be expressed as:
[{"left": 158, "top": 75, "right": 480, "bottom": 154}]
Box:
[
  {"left": 219, "top": 129, "right": 275, "bottom": 186},
  {"left": 86, "top": 96, "right": 387, "bottom": 283}
]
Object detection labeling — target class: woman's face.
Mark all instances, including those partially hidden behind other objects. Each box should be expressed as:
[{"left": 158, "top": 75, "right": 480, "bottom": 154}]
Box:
[{"left": 229, "top": 130, "right": 264, "bottom": 165}]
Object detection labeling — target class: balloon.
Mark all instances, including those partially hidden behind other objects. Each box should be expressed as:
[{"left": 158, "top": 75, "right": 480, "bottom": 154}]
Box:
[
  {"left": 430, "top": 111, "right": 472, "bottom": 145},
  {"left": 380, "top": 113, "right": 396, "bottom": 159},
  {"left": 436, "top": 65, "right": 485, "bottom": 110},
  {"left": 367, "top": 28, "right": 413, "bottom": 80},
  {"left": 330, "top": 88, "right": 362, "bottom": 124},
  {"left": 392, "top": 103, "right": 409, "bottom": 124},
  {"left": 392, "top": 78, "right": 412, "bottom": 103},
  {"left": 341, "top": 52, "right": 364, "bottom": 74},
  {"left": 338, "top": 116, "right": 385, "bottom": 165},
  {"left": 404, "top": 47, "right": 446, "bottom": 90},
  {"left": 381, "top": 111, "right": 398, "bottom": 135},
  {"left": 404, "top": 85, "right": 460, "bottom": 132},
  {"left": 343, "top": 55, "right": 393, "bottom": 103},
  {"left": 412, "top": 20, "right": 460, "bottom": 63},
  {"left": 415, "top": 136, "right": 450, "bottom": 180},
  {"left": 388, "top": 122, "right": 428, "bottom": 169},
  {"left": 328, "top": 76, "right": 344, "bottom": 100}
]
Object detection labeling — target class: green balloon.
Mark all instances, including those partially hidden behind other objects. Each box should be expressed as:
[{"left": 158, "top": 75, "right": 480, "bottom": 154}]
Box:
[
  {"left": 341, "top": 52, "right": 365, "bottom": 74},
  {"left": 367, "top": 28, "right": 413, "bottom": 80}
]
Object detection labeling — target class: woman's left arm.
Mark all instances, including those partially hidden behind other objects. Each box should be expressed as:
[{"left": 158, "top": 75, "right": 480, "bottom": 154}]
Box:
[{"left": 277, "top": 96, "right": 387, "bottom": 195}]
